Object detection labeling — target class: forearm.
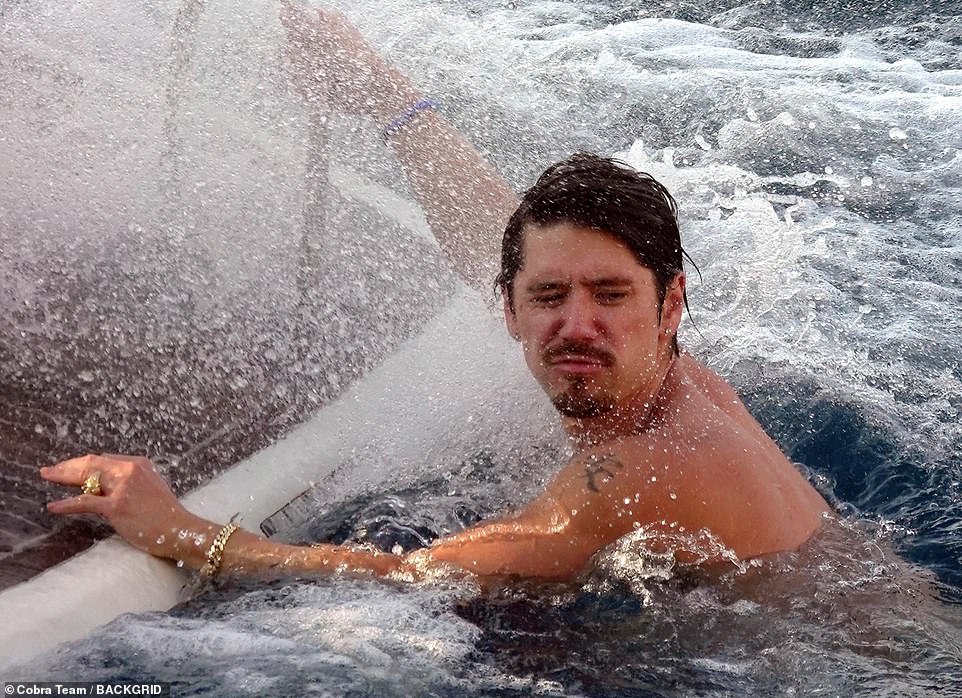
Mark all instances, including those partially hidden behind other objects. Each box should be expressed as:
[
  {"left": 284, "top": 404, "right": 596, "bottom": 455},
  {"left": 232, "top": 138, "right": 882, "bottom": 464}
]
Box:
[
  {"left": 167, "top": 516, "right": 407, "bottom": 579},
  {"left": 166, "top": 513, "right": 582, "bottom": 583},
  {"left": 285, "top": 4, "right": 517, "bottom": 290},
  {"left": 388, "top": 108, "right": 518, "bottom": 290},
  {"left": 43, "top": 454, "right": 429, "bottom": 581},
  {"left": 370, "top": 72, "right": 518, "bottom": 291},
  {"left": 226, "top": 533, "right": 408, "bottom": 578},
  {"left": 425, "top": 516, "right": 594, "bottom": 581}
]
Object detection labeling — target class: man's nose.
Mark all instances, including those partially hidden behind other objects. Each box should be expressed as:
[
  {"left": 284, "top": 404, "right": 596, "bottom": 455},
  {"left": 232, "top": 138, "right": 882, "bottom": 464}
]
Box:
[{"left": 557, "top": 292, "right": 600, "bottom": 341}]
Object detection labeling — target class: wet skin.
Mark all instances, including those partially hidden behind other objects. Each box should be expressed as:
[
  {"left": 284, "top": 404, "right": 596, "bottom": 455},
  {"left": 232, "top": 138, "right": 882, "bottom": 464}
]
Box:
[
  {"left": 505, "top": 222, "right": 681, "bottom": 429},
  {"left": 41, "top": 223, "right": 830, "bottom": 582},
  {"left": 425, "top": 223, "right": 833, "bottom": 575}
]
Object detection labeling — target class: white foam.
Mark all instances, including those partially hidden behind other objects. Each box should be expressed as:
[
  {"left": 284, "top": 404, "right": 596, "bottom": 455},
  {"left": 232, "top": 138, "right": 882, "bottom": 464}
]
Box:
[{"left": 4, "top": 0, "right": 961, "bottom": 681}]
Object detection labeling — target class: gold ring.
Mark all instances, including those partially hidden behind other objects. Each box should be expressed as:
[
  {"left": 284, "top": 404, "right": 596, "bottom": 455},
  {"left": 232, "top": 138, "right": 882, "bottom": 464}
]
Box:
[{"left": 81, "top": 471, "right": 103, "bottom": 496}]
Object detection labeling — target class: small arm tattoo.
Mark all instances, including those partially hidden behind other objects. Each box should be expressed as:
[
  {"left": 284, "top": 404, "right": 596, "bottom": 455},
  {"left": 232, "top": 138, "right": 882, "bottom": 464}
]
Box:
[{"left": 583, "top": 453, "right": 624, "bottom": 492}]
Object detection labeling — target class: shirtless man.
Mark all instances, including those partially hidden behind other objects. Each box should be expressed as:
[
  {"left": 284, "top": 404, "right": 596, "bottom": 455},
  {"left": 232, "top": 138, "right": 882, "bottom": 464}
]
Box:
[{"left": 40, "top": 5, "right": 830, "bottom": 583}]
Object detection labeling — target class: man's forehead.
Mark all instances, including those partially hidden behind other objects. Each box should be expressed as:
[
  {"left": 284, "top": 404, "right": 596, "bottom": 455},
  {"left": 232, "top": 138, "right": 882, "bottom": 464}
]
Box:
[
  {"left": 521, "top": 221, "right": 633, "bottom": 255},
  {"left": 518, "top": 222, "right": 652, "bottom": 281}
]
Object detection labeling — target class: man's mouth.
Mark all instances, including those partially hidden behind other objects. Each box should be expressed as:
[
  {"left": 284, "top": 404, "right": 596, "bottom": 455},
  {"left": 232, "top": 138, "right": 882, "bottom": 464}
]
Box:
[{"left": 551, "top": 358, "right": 605, "bottom": 375}]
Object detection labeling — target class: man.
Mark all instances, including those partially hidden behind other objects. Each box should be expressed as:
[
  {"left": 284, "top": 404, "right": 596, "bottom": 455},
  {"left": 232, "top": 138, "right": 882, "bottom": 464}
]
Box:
[{"left": 40, "top": 5, "right": 829, "bottom": 583}]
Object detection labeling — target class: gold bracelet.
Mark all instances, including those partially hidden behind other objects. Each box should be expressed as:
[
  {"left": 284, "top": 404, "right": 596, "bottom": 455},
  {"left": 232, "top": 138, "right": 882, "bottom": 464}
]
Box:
[{"left": 201, "top": 515, "right": 240, "bottom": 577}]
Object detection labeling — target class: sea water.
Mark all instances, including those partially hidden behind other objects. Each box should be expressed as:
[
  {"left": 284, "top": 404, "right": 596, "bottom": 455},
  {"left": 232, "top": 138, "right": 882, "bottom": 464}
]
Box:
[{"left": 2, "top": 0, "right": 962, "bottom": 694}]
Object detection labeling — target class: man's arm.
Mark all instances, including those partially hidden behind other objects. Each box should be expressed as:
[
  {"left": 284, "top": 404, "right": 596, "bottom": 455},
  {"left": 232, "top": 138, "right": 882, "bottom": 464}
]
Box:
[
  {"left": 40, "top": 446, "right": 647, "bottom": 583},
  {"left": 281, "top": 2, "right": 517, "bottom": 290}
]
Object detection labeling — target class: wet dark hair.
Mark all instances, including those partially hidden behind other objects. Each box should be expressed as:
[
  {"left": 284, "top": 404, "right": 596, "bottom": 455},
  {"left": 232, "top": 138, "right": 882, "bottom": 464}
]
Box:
[{"left": 495, "top": 153, "right": 695, "bottom": 354}]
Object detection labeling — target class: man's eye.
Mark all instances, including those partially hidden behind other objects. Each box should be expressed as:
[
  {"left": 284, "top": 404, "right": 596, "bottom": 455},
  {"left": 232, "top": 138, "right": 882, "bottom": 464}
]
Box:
[{"left": 533, "top": 294, "right": 564, "bottom": 306}]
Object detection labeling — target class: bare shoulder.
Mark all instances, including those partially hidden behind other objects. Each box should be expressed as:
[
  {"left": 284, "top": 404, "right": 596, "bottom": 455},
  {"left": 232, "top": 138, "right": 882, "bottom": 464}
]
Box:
[
  {"left": 673, "top": 354, "right": 758, "bottom": 424},
  {"left": 540, "top": 358, "right": 831, "bottom": 559},
  {"left": 538, "top": 431, "right": 691, "bottom": 538},
  {"left": 665, "top": 356, "right": 832, "bottom": 554}
]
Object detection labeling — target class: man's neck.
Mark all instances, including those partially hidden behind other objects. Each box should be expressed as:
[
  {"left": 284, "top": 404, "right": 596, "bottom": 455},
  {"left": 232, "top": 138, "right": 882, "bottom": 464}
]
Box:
[{"left": 564, "top": 353, "right": 679, "bottom": 449}]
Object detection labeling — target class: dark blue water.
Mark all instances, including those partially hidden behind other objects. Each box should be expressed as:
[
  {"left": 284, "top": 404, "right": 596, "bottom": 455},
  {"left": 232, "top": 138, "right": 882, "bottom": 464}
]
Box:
[
  {"left": 744, "top": 371, "right": 962, "bottom": 596},
  {"left": 3, "top": 0, "right": 962, "bottom": 694}
]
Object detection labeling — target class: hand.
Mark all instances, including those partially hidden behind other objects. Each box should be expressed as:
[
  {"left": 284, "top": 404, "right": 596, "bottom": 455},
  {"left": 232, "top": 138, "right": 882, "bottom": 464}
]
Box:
[
  {"left": 279, "top": 0, "right": 421, "bottom": 123},
  {"left": 41, "top": 454, "right": 204, "bottom": 560}
]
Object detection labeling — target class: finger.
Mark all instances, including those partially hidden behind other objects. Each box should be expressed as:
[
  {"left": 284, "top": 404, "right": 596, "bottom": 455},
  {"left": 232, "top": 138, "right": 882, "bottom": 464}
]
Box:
[
  {"left": 40, "top": 454, "right": 104, "bottom": 485},
  {"left": 47, "top": 493, "right": 110, "bottom": 517}
]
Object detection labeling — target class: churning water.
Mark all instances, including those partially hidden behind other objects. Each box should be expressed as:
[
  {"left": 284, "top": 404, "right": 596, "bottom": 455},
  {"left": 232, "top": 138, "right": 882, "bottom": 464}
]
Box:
[{"left": 2, "top": 0, "right": 962, "bottom": 694}]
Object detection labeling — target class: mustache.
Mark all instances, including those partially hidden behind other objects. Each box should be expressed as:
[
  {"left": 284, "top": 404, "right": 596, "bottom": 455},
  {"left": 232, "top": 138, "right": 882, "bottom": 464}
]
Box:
[{"left": 542, "top": 342, "right": 615, "bottom": 367}]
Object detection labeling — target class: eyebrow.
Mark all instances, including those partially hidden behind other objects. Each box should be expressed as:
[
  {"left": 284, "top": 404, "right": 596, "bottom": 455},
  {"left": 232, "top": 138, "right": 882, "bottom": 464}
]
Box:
[
  {"left": 524, "top": 277, "right": 635, "bottom": 294},
  {"left": 525, "top": 281, "right": 568, "bottom": 294},
  {"left": 587, "top": 277, "right": 634, "bottom": 288}
]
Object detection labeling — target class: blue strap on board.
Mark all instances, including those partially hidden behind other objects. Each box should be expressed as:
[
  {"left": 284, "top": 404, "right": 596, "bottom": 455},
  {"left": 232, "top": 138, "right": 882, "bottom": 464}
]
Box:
[{"left": 383, "top": 97, "right": 440, "bottom": 138}]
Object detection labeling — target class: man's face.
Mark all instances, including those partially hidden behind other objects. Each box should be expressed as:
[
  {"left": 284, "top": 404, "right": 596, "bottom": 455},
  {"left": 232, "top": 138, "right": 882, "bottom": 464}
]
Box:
[{"left": 504, "top": 222, "right": 681, "bottom": 419}]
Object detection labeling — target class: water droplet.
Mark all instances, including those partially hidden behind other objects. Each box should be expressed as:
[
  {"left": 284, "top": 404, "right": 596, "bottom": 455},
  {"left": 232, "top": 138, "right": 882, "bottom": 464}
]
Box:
[
  {"left": 669, "top": 492, "right": 678, "bottom": 500},
  {"left": 888, "top": 127, "right": 907, "bottom": 141},
  {"left": 156, "top": 535, "right": 166, "bottom": 545},
  {"left": 78, "top": 370, "right": 94, "bottom": 382}
]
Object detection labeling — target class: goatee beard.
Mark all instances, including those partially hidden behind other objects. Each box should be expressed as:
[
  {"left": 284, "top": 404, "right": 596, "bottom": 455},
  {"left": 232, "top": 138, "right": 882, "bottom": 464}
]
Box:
[{"left": 551, "top": 379, "right": 615, "bottom": 418}]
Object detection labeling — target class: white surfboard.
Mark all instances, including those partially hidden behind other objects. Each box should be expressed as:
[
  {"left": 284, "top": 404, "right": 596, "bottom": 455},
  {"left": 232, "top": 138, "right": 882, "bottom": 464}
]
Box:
[
  {"left": 0, "top": 1, "right": 558, "bottom": 671},
  {"left": 0, "top": 164, "right": 548, "bottom": 672}
]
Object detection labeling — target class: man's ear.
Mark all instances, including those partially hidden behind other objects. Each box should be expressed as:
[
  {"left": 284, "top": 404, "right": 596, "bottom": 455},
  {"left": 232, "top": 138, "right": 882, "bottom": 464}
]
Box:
[
  {"left": 660, "top": 273, "right": 686, "bottom": 335},
  {"left": 503, "top": 295, "right": 520, "bottom": 341}
]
